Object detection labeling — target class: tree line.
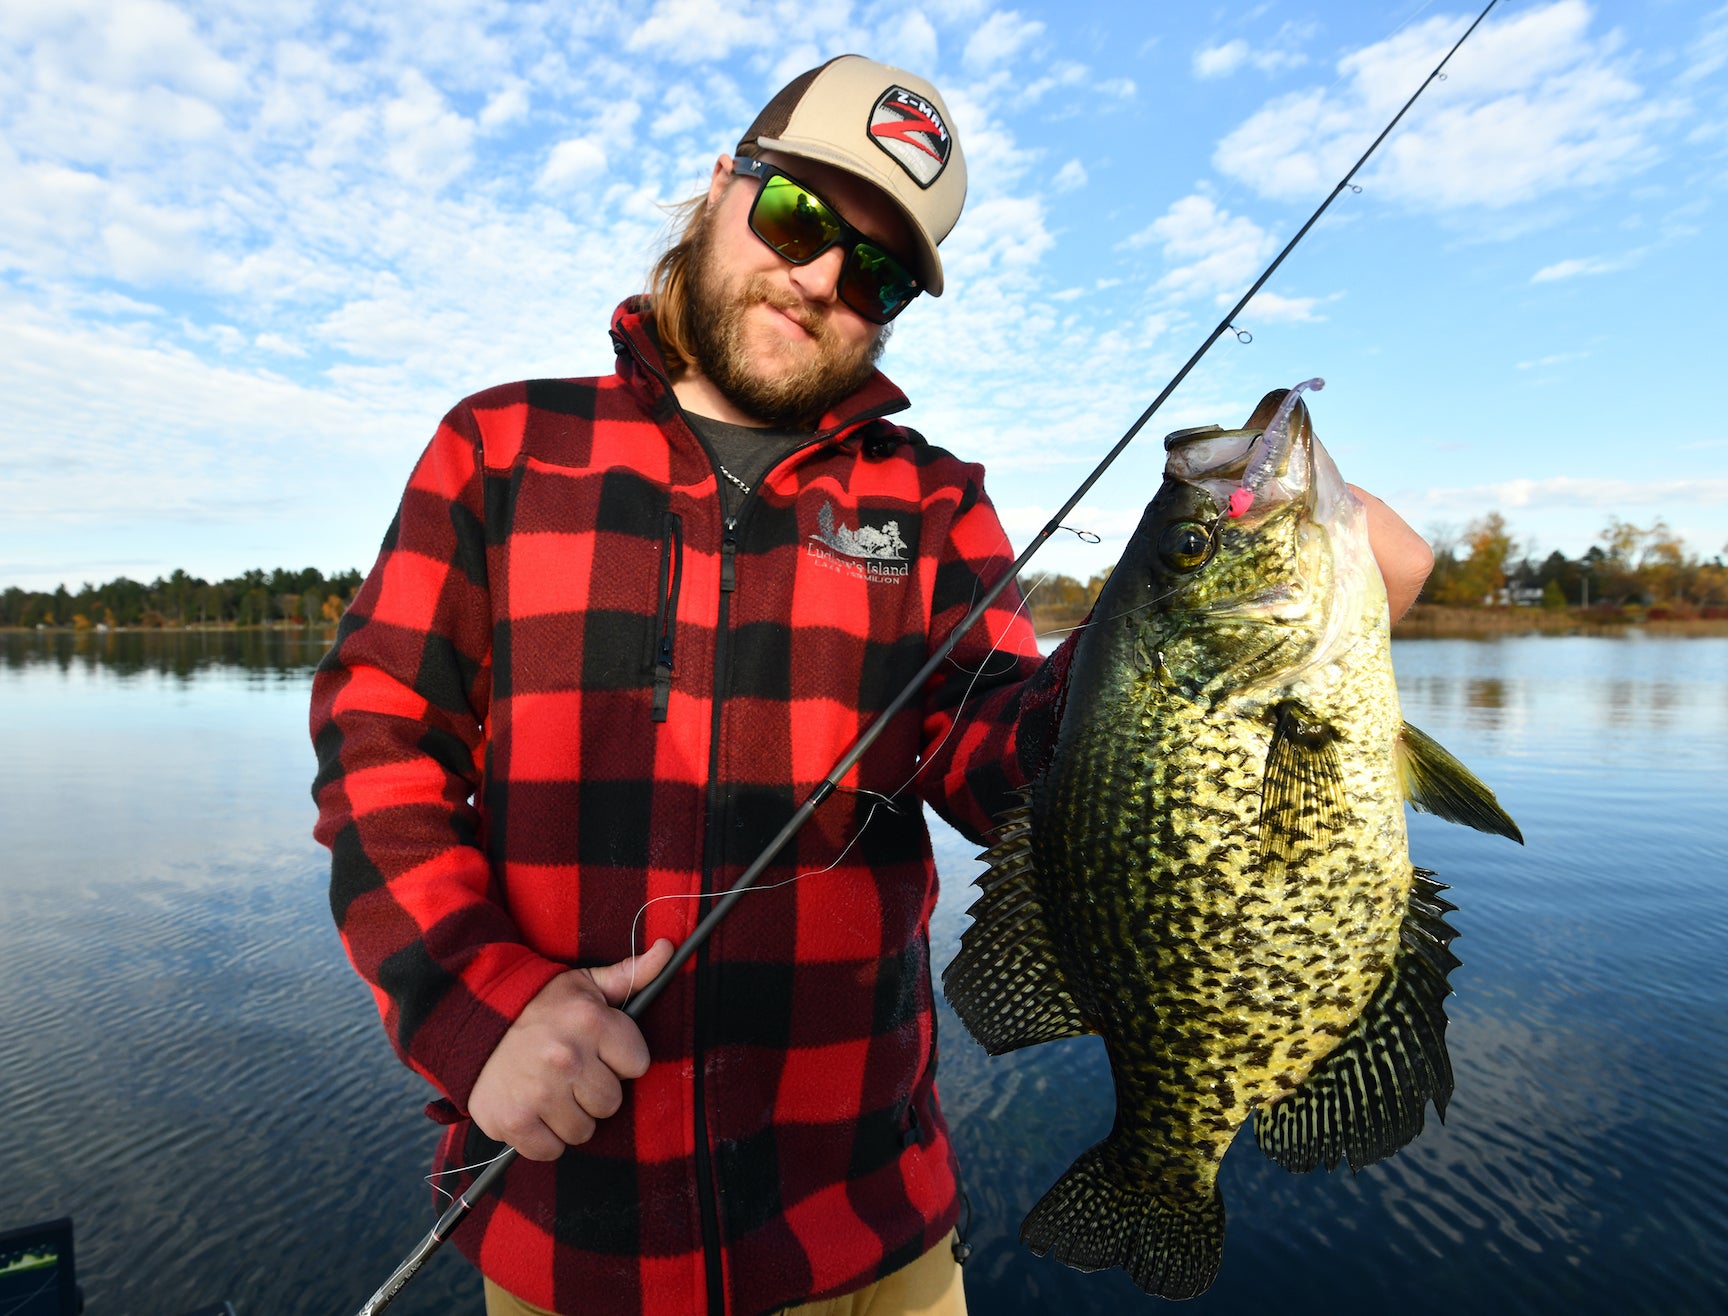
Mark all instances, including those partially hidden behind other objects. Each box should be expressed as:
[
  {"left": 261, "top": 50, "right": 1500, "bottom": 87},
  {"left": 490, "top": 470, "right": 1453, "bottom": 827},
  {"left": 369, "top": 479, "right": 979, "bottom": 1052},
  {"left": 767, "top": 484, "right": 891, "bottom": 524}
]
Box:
[
  {"left": 1, "top": 566, "right": 364, "bottom": 630},
  {"left": 1016, "top": 514, "right": 1728, "bottom": 632},
  {"left": 7, "top": 514, "right": 1723, "bottom": 633},
  {"left": 1425, "top": 514, "right": 1728, "bottom": 612}
]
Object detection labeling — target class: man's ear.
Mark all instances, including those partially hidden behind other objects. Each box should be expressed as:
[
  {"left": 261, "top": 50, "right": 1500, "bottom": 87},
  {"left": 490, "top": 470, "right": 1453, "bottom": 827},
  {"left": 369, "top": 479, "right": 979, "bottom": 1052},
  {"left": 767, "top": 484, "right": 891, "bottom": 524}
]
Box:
[{"left": 705, "top": 154, "right": 734, "bottom": 208}]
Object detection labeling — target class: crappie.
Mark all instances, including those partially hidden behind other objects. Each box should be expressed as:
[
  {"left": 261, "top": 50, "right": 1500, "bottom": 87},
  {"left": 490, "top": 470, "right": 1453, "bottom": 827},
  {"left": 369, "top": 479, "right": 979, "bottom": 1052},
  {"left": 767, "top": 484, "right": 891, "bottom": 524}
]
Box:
[{"left": 943, "top": 383, "right": 1522, "bottom": 1300}]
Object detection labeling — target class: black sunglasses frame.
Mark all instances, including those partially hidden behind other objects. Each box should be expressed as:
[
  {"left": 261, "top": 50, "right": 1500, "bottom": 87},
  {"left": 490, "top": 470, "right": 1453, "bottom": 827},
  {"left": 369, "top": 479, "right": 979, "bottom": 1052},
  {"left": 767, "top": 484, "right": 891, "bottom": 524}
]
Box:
[{"left": 730, "top": 157, "right": 923, "bottom": 324}]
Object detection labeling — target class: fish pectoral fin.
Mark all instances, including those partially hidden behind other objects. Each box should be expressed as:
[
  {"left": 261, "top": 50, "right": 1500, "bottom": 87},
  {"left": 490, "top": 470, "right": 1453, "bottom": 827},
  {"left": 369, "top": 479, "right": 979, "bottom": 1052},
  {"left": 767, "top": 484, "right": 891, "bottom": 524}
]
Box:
[
  {"left": 1260, "top": 701, "right": 1347, "bottom": 865},
  {"left": 1022, "top": 1141, "right": 1225, "bottom": 1301},
  {"left": 1254, "top": 870, "right": 1461, "bottom": 1174},
  {"left": 940, "top": 798, "right": 1091, "bottom": 1056},
  {"left": 1397, "top": 722, "right": 1524, "bottom": 843}
]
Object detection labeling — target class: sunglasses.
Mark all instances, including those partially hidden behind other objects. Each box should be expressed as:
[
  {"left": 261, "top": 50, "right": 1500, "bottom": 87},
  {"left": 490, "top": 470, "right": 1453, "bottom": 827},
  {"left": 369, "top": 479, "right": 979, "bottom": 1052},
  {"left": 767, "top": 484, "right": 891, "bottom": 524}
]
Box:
[{"left": 731, "top": 157, "right": 923, "bottom": 324}]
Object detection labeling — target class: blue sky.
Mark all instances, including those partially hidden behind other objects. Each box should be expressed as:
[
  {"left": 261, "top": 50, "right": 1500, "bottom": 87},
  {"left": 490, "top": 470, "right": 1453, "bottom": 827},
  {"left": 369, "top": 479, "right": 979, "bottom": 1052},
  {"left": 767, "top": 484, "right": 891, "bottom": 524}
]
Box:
[{"left": 3, "top": 0, "right": 1724, "bottom": 591}]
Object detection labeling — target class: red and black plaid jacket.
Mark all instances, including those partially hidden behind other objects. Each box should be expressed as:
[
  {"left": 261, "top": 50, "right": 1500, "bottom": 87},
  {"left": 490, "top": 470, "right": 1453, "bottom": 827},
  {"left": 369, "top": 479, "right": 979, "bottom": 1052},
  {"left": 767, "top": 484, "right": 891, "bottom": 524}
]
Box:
[{"left": 311, "top": 300, "right": 1063, "bottom": 1315}]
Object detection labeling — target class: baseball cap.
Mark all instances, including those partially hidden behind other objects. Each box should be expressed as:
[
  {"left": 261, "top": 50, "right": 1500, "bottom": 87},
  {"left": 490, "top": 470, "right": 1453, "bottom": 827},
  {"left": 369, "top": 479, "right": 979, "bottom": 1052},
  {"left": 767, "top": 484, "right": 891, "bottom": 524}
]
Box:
[{"left": 737, "top": 55, "right": 966, "bottom": 296}]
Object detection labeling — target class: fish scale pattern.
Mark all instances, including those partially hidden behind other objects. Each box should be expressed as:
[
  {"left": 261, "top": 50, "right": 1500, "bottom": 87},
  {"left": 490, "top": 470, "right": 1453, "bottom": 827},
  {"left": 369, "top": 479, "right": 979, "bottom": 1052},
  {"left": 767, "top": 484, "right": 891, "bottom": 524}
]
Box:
[{"left": 945, "top": 410, "right": 1481, "bottom": 1300}]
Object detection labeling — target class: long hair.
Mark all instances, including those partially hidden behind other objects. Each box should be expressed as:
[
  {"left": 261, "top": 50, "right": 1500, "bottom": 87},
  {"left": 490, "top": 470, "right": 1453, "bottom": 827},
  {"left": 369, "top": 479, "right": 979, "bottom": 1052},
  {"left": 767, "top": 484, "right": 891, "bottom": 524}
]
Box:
[{"left": 646, "top": 194, "right": 709, "bottom": 374}]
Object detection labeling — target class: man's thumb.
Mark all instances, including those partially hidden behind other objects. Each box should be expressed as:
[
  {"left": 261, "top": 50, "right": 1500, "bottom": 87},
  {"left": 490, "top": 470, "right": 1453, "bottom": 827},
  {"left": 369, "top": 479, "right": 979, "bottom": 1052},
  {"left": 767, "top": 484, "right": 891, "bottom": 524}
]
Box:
[{"left": 590, "top": 937, "right": 677, "bottom": 1006}]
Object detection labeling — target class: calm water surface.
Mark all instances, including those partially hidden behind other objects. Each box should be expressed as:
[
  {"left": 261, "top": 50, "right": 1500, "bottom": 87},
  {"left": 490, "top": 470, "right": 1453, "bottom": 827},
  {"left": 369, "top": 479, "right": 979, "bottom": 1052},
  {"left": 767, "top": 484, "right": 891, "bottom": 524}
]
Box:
[{"left": 2, "top": 630, "right": 1725, "bottom": 1314}]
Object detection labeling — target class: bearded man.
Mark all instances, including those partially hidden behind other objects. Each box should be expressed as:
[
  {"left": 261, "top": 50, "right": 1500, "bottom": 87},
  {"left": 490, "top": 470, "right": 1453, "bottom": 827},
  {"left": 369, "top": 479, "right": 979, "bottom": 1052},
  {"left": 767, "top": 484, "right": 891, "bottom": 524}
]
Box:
[{"left": 311, "top": 56, "right": 1433, "bottom": 1316}]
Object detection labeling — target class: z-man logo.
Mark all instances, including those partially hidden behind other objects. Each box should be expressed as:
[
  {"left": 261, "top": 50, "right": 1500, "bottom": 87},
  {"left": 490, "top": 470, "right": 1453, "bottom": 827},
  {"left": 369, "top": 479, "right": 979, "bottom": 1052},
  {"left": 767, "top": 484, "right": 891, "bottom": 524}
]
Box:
[{"left": 868, "top": 86, "right": 951, "bottom": 189}]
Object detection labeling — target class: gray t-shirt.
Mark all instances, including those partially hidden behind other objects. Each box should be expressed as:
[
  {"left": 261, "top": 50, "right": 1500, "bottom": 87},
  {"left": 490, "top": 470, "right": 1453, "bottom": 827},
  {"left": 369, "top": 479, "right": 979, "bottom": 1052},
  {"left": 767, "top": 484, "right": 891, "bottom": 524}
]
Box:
[{"left": 684, "top": 412, "right": 811, "bottom": 518}]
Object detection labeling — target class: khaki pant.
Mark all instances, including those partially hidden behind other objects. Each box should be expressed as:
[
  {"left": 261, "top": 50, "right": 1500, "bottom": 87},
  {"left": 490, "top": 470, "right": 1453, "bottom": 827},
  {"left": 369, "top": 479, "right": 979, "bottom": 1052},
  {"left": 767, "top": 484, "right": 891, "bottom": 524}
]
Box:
[{"left": 483, "top": 1232, "right": 968, "bottom": 1316}]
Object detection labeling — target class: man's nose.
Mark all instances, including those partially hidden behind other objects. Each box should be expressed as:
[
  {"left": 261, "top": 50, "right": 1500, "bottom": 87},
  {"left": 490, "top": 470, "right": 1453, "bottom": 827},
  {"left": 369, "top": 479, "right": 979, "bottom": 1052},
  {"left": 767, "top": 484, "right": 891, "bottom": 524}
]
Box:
[{"left": 787, "top": 246, "right": 845, "bottom": 304}]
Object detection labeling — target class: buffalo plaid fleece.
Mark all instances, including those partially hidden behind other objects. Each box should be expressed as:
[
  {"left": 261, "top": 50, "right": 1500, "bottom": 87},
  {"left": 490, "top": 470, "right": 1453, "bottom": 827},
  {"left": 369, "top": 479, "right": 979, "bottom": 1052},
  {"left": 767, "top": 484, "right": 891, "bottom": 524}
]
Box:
[{"left": 310, "top": 300, "right": 1064, "bottom": 1315}]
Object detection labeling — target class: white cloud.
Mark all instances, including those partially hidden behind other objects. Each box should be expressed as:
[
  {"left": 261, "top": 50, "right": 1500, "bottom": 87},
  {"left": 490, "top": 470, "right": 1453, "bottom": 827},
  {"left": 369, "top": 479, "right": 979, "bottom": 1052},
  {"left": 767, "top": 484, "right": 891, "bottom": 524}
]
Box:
[
  {"left": 1214, "top": 0, "right": 1666, "bottom": 209},
  {"left": 875, "top": 10, "right": 938, "bottom": 75},
  {"left": 253, "top": 332, "right": 305, "bottom": 357},
  {"left": 651, "top": 85, "right": 707, "bottom": 139},
  {"left": 1127, "top": 194, "right": 1275, "bottom": 302},
  {"left": 479, "top": 83, "right": 530, "bottom": 132},
  {"left": 1531, "top": 252, "right": 1636, "bottom": 282},
  {"left": 1516, "top": 350, "right": 1590, "bottom": 369},
  {"left": 1196, "top": 40, "right": 1251, "bottom": 79},
  {"left": 964, "top": 10, "right": 1045, "bottom": 71},
  {"left": 1420, "top": 476, "right": 1728, "bottom": 511},
  {"left": 540, "top": 137, "right": 609, "bottom": 188},
  {"left": 1052, "top": 159, "right": 1087, "bottom": 191},
  {"left": 382, "top": 71, "right": 476, "bottom": 188},
  {"left": 5, "top": 0, "right": 247, "bottom": 101},
  {"left": 1235, "top": 289, "right": 1324, "bottom": 323},
  {"left": 1681, "top": 5, "right": 1728, "bottom": 83},
  {"left": 626, "top": 0, "right": 770, "bottom": 63},
  {"left": 1193, "top": 22, "right": 1312, "bottom": 80},
  {"left": 1023, "top": 61, "right": 1088, "bottom": 103}
]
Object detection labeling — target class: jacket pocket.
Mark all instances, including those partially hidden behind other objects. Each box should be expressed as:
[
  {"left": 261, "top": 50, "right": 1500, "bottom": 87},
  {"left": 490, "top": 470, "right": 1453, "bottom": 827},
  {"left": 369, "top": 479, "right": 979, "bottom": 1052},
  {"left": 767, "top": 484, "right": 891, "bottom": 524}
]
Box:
[{"left": 651, "top": 512, "right": 683, "bottom": 722}]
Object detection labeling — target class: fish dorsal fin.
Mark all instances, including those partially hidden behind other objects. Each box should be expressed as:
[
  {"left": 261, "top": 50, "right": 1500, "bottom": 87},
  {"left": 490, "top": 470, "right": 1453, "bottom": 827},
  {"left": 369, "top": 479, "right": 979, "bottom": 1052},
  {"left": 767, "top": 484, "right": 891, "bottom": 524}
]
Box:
[
  {"left": 1254, "top": 870, "right": 1461, "bottom": 1173},
  {"left": 942, "top": 795, "right": 1092, "bottom": 1055},
  {"left": 1261, "top": 702, "right": 1348, "bottom": 866},
  {"left": 1397, "top": 722, "right": 1524, "bottom": 843}
]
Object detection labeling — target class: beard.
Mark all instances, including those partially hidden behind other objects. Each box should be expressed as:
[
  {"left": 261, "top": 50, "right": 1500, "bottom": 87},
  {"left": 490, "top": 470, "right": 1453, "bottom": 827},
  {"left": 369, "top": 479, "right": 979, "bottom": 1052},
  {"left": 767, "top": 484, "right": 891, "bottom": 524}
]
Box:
[{"left": 683, "top": 210, "right": 888, "bottom": 430}]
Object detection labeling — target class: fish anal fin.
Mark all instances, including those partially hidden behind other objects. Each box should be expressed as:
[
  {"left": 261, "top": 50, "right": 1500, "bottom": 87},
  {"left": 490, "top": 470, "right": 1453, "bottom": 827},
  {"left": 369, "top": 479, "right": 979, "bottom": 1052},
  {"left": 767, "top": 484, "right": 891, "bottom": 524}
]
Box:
[
  {"left": 1022, "top": 1141, "right": 1225, "bottom": 1300},
  {"left": 1254, "top": 870, "right": 1461, "bottom": 1174},
  {"left": 941, "top": 797, "right": 1091, "bottom": 1056},
  {"left": 1260, "top": 701, "right": 1347, "bottom": 865},
  {"left": 1397, "top": 722, "right": 1524, "bottom": 843}
]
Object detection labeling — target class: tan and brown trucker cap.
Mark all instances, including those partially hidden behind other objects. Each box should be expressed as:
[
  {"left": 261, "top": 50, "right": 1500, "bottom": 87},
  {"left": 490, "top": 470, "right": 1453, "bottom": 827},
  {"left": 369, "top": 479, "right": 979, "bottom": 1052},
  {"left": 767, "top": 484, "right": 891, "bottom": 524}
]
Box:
[{"left": 737, "top": 54, "right": 966, "bottom": 296}]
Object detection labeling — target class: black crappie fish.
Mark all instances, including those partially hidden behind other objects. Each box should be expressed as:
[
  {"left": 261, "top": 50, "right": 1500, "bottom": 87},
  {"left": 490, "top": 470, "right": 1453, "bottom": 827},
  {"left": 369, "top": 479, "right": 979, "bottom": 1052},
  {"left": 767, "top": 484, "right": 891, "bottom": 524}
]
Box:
[{"left": 943, "top": 382, "right": 1522, "bottom": 1300}]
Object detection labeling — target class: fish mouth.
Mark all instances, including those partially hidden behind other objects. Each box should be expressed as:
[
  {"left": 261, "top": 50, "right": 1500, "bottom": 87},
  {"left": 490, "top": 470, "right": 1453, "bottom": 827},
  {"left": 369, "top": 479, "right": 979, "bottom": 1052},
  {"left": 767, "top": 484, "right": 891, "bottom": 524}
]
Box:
[{"left": 1162, "top": 383, "right": 1340, "bottom": 527}]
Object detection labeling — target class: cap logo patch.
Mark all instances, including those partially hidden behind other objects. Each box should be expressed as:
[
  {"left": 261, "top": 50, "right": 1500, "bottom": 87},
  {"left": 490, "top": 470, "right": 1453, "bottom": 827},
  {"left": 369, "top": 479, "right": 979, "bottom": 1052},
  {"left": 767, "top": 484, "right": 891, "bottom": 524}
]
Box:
[{"left": 868, "top": 86, "right": 951, "bottom": 189}]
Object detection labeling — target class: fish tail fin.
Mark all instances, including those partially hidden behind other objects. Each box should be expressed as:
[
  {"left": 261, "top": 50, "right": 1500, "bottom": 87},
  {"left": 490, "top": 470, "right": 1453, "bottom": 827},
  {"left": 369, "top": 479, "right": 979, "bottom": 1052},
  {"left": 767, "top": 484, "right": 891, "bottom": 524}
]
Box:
[{"left": 1021, "top": 1141, "right": 1224, "bottom": 1300}]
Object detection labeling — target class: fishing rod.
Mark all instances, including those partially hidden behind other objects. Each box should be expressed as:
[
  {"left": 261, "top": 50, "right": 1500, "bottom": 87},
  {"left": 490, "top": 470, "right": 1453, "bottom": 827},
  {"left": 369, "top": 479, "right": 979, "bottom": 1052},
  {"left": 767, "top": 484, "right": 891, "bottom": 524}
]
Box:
[{"left": 354, "top": 3, "right": 1498, "bottom": 1310}]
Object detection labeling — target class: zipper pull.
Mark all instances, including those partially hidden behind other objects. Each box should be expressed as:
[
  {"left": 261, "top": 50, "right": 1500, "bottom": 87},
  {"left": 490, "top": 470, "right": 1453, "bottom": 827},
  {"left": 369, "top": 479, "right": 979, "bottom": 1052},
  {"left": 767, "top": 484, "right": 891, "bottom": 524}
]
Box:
[
  {"left": 720, "top": 518, "right": 738, "bottom": 593},
  {"left": 652, "top": 635, "right": 673, "bottom": 722}
]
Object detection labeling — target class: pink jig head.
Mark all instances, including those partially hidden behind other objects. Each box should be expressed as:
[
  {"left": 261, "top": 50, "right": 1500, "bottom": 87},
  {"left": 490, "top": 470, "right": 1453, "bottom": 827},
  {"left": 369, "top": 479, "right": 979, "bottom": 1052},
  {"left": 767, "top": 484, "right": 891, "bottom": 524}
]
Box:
[{"left": 1228, "top": 377, "right": 1325, "bottom": 518}]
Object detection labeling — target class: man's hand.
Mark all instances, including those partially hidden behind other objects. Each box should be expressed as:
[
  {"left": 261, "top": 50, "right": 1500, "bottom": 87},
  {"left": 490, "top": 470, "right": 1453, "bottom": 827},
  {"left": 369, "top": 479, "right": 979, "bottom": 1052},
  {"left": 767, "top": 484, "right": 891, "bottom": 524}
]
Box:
[
  {"left": 468, "top": 938, "right": 676, "bottom": 1161},
  {"left": 1350, "top": 485, "right": 1433, "bottom": 622}
]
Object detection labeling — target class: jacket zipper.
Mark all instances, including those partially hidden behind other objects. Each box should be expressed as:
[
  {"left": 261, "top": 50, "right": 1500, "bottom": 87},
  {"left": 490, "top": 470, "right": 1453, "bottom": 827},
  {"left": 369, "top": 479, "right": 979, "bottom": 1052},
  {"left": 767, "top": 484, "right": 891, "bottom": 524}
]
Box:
[
  {"left": 652, "top": 512, "right": 683, "bottom": 722},
  {"left": 693, "top": 508, "right": 741, "bottom": 1315},
  {"left": 719, "top": 517, "right": 738, "bottom": 593},
  {"left": 607, "top": 322, "right": 908, "bottom": 1315}
]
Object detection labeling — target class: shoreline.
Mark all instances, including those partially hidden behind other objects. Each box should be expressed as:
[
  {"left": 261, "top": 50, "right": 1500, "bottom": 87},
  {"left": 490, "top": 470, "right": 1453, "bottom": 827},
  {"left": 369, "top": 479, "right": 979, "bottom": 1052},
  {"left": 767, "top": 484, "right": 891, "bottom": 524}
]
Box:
[
  {"left": 7, "top": 609, "right": 1728, "bottom": 641},
  {"left": 1021, "top": 603, "right": 1728, "bottom": 641}
]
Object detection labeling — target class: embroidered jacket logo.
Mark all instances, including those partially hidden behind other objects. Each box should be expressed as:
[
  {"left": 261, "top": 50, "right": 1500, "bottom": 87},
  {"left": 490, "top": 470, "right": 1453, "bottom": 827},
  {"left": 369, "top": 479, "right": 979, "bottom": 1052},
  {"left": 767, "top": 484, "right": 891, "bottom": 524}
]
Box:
[
  {"left": 807, "top": 502, "right": 911, "bottom": 583},
  {"left": 868, "top": 86, "right": 951, "bottom": 189},
  {"left": 813, "top": 502, "right": 907, "bottom": 558}
]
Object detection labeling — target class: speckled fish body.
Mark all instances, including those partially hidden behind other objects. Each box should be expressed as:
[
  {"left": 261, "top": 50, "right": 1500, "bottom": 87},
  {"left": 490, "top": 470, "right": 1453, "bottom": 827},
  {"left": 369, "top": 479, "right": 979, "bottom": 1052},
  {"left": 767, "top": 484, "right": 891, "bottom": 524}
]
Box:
[{"left": 944, "top": 387, "right": 1521, "bottom": 1300}]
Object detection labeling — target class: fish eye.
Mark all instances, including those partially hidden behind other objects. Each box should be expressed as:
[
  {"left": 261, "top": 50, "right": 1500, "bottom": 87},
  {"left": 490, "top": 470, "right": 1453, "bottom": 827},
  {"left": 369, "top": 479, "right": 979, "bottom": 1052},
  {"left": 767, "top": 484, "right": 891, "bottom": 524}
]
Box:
[{"left": 1158, "top": 521, "right": 1213, "bottom": 572}]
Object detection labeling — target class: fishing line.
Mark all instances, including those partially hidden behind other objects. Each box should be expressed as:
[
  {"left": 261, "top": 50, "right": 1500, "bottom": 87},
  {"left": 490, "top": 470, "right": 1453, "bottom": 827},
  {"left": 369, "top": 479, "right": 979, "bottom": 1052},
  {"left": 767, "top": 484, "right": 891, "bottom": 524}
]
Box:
[
  {"left": 427, "top": 1147, "right": 516, "bottom": 1207},
  {"left": 353, "top": 5, "right": 1500, "bottom": 1307},
  {"left": 619, "top": 800, "right": 887, "bottom": 1005},
  {"left": 619, "top": 556, "right": 1053, "bottom": 1011}
]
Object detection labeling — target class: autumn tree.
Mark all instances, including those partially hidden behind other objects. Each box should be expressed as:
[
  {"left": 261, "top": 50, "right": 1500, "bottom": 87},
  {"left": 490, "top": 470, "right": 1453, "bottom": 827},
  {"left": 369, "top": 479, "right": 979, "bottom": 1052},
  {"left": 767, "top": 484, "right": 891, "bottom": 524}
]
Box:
[{"left": 1426, "top": 513, "right": 1516, "bottom": 605}]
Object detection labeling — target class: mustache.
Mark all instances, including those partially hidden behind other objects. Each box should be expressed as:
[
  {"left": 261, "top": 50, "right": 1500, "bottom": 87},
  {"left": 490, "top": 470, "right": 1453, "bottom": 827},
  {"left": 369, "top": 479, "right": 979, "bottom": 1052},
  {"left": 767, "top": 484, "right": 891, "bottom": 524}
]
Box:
[{"left": 739, "top": 276, "right": 831, "bottom": 342}]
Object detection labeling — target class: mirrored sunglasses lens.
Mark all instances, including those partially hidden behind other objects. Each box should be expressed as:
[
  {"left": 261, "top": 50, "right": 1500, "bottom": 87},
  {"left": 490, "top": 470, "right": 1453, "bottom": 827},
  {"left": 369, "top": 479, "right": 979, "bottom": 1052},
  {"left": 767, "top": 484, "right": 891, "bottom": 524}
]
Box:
[
  {"left": 843, "top": 245, "right": 918, "bottom": 322},
  {"left": 754, "top": 176, "right": 841, "bottom": 261}
]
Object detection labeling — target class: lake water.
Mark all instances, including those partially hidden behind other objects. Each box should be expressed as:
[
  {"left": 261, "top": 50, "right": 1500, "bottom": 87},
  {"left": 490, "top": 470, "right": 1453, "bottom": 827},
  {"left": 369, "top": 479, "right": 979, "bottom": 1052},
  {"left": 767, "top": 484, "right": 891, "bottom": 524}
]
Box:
[{"left": 3, "top": 630, "right": 1725, "bottom": 1315}]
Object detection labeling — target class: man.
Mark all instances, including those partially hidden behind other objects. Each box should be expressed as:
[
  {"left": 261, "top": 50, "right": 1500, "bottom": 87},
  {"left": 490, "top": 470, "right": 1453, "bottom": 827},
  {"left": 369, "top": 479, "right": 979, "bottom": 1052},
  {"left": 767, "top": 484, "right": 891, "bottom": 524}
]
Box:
[{"left": 311, "top": 56, "right": 1433, "bottom": 1316}]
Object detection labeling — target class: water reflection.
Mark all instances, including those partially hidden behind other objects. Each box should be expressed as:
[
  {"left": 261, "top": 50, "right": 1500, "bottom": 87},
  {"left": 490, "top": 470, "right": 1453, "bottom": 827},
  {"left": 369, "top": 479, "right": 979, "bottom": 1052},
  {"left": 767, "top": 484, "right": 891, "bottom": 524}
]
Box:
[
  {"left": 1465, "top": 677, "right": 1507, "bottom": 711},
  {"left": 0, "top": 627, "right": 333, "bottom": 678},
  {"left": 4, "top": 632, "right": 1727, "bottom": 1314}
]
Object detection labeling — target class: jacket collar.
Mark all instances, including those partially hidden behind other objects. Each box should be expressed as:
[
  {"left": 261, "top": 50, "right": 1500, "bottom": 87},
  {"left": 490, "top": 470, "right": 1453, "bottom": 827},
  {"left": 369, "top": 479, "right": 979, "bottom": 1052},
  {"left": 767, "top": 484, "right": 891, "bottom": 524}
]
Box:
[{"left": 609, "top": 297, "right": 911, "bottom": 445}]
